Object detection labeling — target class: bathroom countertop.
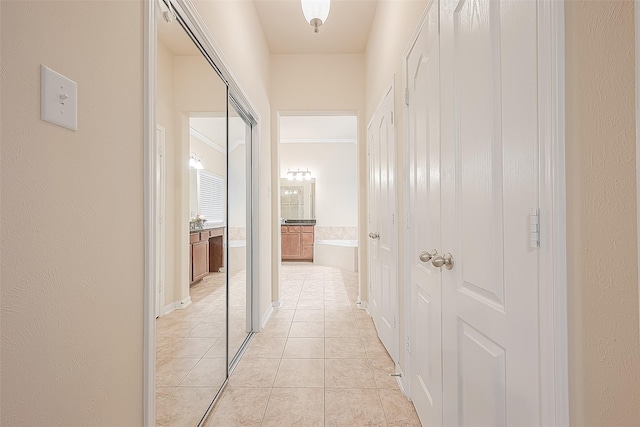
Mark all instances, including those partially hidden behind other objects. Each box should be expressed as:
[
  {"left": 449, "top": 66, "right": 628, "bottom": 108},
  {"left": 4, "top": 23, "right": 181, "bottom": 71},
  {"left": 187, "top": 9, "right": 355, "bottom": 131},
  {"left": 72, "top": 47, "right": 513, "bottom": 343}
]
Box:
[
  {"left": 281, "top": 219, "right": 316, "bottom": 225},
  {"left": 190, "top": 224, "right": 226, "bottom": 233}
]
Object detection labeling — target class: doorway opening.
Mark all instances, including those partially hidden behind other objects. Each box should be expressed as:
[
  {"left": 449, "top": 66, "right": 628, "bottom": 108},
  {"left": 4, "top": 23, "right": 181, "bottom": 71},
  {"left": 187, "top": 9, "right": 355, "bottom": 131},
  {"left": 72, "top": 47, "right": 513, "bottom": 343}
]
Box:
[{"left": 277, "top": 114, "right": 360, "bottom": 298}]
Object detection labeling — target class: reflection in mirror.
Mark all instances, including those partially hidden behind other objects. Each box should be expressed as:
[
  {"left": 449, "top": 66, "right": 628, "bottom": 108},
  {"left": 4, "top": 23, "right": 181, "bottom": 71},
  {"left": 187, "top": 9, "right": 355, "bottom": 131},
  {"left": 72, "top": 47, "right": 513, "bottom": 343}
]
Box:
[
  {"left": 227, "top": 101, "right": 252, "bottom": 366},
  {"left": 280, "top": 177, "right": 315, "bottom": 220},
  {"left": 155, "top": 9, "right": 228, "bottom": 426}
]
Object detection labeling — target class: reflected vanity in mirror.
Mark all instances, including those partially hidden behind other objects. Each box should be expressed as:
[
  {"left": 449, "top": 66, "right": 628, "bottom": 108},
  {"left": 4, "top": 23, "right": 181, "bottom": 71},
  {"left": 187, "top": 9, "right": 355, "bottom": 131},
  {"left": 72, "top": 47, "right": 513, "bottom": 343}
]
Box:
[{"left": 189, "top": 115, "right": 227, "bottom": 285}]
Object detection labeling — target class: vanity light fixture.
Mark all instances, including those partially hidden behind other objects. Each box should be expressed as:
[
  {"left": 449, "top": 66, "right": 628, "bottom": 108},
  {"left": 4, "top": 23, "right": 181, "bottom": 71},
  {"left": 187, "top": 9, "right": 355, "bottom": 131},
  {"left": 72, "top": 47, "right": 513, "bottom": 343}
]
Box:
[
  {"left": 301, "top": 0, "right": 330, "bottom": 33},
  {"left": 286, "top": 169, "right": 312, "bottom": 181},
  {"left": 189, "top": 152, "right": 204, "bottom": 170}
]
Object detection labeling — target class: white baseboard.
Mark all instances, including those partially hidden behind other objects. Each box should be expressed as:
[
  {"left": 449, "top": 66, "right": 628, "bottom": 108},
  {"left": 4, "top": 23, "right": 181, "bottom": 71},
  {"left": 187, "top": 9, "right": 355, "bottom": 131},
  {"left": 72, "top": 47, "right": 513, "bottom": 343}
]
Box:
[
  {"left": 163, "top": 303, "right": 175, "bottom": 316},
  {"left": 178, "top": 296, "right": 192, "bottom": 309},
  {"left": 365, "top": 305, "right": 371, "bottom": 316},
  {"left": 395, "top": 364, "right": 409, "bottom": 398},
  {"left": 163, "top": 296, "right": 192, "bottom": 316},
  {"left": 356, "top": 299, "right": 368, "bottom": 310},
  {"left": 261, "top": 304, "right": 274, "bottom": 329},
  {"left": 272, "top": 300, "right": 283, "bottom": 308}
]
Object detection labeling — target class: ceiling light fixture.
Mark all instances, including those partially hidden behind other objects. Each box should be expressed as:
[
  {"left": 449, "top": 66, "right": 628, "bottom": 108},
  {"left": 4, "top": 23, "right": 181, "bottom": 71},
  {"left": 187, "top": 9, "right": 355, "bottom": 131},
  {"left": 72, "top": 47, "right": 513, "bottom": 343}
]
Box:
[{"left": 301, "top": 0, "right": 330, "bottom": 33}]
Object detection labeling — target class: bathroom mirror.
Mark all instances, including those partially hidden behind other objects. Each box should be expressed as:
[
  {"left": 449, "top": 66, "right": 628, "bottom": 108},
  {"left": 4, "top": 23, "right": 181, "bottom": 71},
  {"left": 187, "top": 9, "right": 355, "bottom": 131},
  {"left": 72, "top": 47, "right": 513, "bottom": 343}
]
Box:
[{"left": 280, "top": 177, "right": 316, "bottom": 220}]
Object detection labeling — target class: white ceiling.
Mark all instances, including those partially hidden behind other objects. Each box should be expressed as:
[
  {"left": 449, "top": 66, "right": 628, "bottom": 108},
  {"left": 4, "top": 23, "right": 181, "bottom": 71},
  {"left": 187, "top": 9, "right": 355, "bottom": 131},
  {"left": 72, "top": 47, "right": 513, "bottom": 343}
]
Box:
[
  {"left": 254, "top": 0, "right": 378, "bottom": 54},
  {"left": 159, "top": 1, "right": 378, "bottom": 56}
]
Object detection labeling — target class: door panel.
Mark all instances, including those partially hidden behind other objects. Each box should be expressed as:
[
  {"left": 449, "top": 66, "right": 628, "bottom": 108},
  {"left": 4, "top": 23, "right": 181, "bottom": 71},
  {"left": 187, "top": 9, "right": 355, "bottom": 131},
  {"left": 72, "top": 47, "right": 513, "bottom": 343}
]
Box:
[
  {"left": 406, "top": 1, "right": 441, "bottom": 424},
  {"left": 414, "top": 285, "right": 435, "bottom": 405},
  {"left": 455, "top": 0, "right": 506, "bottom": 309},
  {"left": 368, "top": 132, "right": 381, "bottom": 320},
  {"left": 441, "top": 0, "right": 540, "bottom": 424},
  {"left": 378, "top": 110, "right": 397, "bottom": 355},
  {"left": 458, "top": 320, "right": 506, "bottom": 427},
  {"left": 368, "top": 86, "right": 398, "bottom": 363}
]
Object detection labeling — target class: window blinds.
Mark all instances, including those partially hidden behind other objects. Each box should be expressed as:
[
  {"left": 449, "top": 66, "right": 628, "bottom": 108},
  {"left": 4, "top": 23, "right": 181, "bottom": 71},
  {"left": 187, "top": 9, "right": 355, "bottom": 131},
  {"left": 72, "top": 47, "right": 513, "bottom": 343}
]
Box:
[{"left": 199, "top": 170, "right": 225, "bottom": 225}]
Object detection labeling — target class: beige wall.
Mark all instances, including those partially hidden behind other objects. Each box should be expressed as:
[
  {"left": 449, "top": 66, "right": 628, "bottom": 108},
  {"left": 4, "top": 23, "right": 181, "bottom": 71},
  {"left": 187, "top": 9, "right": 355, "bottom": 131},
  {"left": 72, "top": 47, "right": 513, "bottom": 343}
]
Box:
[
  {"left": 565, "top": 1, "right": 640, "bottom": 425},
  {"left": 364, "top": 0, "right": 428, "bottom": 373},
  {"left": 190, "top": 136, "right": 226, "bottom": 179},
  {"left": 270, "top": 53, "right": 367, "bottom": 303},
  {"left": 1, "top": 1, "right": 144, "bottom": 425},
  {"left": 193, "top": 0, "right": 274, "bottom": 322},
  {"left": 157, "top": 40, "right": 181, "bottom": 306}
]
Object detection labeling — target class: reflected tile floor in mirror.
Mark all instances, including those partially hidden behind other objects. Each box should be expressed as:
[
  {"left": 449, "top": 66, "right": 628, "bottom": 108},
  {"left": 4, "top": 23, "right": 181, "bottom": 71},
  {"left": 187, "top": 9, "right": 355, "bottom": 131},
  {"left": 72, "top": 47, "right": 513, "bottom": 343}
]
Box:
[
  {"left": 203, "top": 263, "right": 421, "bottom": 427},
  {"left": 156, "top": 270, "right": 249, "bottom": 427}
]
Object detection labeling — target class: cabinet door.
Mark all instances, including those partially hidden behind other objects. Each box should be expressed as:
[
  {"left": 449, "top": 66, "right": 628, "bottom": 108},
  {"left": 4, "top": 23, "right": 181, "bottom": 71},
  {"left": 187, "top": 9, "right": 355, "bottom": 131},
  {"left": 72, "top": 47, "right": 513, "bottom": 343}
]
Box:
[
  {"left": 192, "top": 240, "right": 209, "bottom": 282},
  {"left": 301, "top": 243, "right": 314, "bottom": 261},
  {"left": 282, "top": 231, "right": 302, "bottom": 259},
  {"left": 301, "top": 226, "right": 314, "bottom": 261},
  {"left": 190, "top": 245, "right": 194, "bottom": 283},
  {"left": 301, "top": 231, "right": 314, "bottom": 245},
  {"left": 209, "top": 235, "right": 224, "bottom": 272}
]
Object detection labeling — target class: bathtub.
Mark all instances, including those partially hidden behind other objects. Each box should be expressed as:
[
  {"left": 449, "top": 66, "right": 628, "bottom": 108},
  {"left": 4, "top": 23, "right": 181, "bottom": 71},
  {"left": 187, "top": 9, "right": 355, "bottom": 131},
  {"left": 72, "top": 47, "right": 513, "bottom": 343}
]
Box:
[
  {"left": 314, "top": 240, "right": 359, "bottom": 272},
  {"left": 228, "top": 240, "right": 246, "bottom": 273}
]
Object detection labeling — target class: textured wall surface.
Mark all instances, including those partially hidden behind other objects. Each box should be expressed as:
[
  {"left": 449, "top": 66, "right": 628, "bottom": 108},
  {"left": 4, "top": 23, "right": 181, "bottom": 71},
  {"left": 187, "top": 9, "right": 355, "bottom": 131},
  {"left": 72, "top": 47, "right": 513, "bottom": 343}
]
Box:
[
  {"left": 1, "top": 1, "right": 144, "bottom": 425},
  {"left": 565, "top": 1, "right": 640, "bottom": 425}
]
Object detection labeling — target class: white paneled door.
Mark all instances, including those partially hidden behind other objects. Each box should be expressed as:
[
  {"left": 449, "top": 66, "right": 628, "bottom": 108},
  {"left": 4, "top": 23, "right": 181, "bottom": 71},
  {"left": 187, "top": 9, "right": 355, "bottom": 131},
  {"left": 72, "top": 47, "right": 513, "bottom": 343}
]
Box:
[
  {"left": 368, "top": 85, "right": 399, "bottom": 363},
  {"left": 405, "top": 1, "right": 441, "bottom": 424},
  {"left": 441, "top": 0, "right": 540, "bottom": 424},
  {"left": 406, "top": 0, "right": 541, "bottom": 425}
]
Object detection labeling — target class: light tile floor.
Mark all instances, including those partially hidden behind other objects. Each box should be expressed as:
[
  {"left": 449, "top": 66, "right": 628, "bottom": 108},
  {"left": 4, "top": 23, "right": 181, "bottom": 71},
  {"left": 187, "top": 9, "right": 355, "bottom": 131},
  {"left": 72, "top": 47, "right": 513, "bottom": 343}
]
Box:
[
  {"left": 156, "top": 270, "right": 251, "bottom": 427},
  {"left": 203, "top": 263, "right": 422, "bottom": 427}
]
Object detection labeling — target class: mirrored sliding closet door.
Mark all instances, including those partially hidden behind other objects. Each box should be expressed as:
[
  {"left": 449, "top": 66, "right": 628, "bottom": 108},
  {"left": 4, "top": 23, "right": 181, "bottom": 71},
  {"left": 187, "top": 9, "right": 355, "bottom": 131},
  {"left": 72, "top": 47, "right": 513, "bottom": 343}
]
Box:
[
  {"left": 153, "top": 1, "right": 256, "bottom": 425},
  {"left": 227, "top": 98, "right": 254, "bottom": 367}
]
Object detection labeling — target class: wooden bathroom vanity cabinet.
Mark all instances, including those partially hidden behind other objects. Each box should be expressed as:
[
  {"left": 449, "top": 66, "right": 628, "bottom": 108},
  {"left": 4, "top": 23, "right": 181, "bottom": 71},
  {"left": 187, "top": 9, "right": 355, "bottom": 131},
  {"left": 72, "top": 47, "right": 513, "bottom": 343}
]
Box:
[
  {"left": 190, "top": 226, "right": 224, "bottom": 284},
  {"left": 281, "top": 224, "right": 314, "bottom": 261}
]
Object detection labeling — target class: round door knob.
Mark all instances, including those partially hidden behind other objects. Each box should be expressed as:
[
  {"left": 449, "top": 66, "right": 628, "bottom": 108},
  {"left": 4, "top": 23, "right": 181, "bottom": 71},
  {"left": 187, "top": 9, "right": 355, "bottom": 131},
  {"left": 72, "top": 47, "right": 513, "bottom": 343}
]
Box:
[
  {"left": 431, "top": 253, "right": 454, "bottom": 270},
  {"left": 419, "top": 249, "right": 437, "bottom": 263},
  {"left": 369, "top": 232, "right": 380, "bottom": 240}
]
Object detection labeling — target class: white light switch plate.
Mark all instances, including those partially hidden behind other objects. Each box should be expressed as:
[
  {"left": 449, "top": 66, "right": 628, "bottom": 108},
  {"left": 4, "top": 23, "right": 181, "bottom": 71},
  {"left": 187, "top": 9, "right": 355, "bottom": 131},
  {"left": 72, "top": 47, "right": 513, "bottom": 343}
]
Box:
[{"left": 41, "top": 65, "right": 77, "bottom": 131}]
